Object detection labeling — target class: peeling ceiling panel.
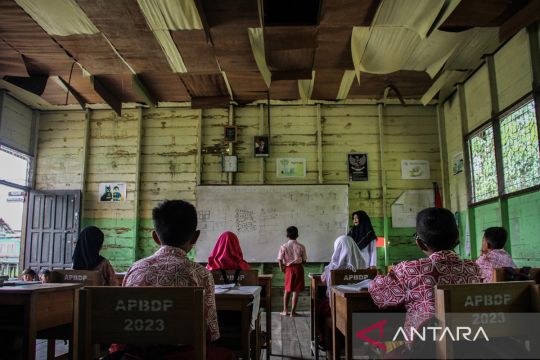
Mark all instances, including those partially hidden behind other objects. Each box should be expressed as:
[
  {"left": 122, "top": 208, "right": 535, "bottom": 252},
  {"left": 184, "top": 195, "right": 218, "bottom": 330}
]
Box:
[
  {"left": 313, "top": 27, "right": 353, "bottom": 70},
  {"left": 269, "top": 79, "right": 299, "bottom": 100},
  {"left": 171, "top": 30, "right": 219, "bottom": 73},
  {"left": 138, "top": 72, "right": 190, "bottom": 102},
  {"left": 179, "top": 73, "right": 229, "bottom": 98},
  {"left": 319, "top": 0, "right": 380, "bottom": 26},
  {"left": 311, "top": 70, "right": 343, "bottom": 100},
  {"left": 348, "top": 71, "right": 433, "bottom": 99}
]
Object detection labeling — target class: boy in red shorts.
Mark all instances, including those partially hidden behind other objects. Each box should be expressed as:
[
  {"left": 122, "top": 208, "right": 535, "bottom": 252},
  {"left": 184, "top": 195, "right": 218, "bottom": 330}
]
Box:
[{"left": 278, "top": 226, "right": 307, "bottom": 317}]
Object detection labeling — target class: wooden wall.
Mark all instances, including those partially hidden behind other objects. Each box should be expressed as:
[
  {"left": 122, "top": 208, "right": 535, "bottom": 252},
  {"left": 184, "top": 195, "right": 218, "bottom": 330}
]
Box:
[
  {"left": 35, "top": 102, "right": 439, "bottom": 270},
  {"left": 440, "top": 27, "right": 539, "bottom": 264}
]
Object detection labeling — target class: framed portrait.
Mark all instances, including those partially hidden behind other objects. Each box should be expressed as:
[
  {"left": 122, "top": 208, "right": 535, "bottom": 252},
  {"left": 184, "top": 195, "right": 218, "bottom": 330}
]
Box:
[
  {"left": 224, "top": 126, "right": 237, "bottom": 143},
  {"left": 348, "top": 153, "right": 368, "bottom": 181},
  {"left": 254, "top": 136, "right": 269, "bottom": 157}
]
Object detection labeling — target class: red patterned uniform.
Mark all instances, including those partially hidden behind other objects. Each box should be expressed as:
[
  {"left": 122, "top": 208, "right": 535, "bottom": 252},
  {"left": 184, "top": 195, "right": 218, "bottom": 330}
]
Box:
[
  {"left": 476, "top": 249, "right": 516, "bottom": 283},
  {"left": 369, "top": 250, "right": 482, "bottom": 331}
]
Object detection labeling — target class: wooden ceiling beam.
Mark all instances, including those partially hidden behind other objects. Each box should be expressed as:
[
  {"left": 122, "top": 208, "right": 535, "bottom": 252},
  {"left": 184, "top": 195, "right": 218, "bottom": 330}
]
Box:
[
  {"left": 53, "top": 76, "right": 87, "bottom": 110},
  {"left": 91, "top": 75, "right": 122, "bottom": 115},
  {"left": 191, "top": 95, "right": 230, "bottom": 109},
  {"left": 132, "top": 75, "right": 156, "bottom": 108}
]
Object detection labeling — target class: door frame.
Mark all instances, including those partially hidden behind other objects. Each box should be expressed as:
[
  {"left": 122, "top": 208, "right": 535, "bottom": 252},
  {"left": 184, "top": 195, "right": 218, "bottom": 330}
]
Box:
[{"left": 20, "top": 189, "right": 81, "bottom": 271}]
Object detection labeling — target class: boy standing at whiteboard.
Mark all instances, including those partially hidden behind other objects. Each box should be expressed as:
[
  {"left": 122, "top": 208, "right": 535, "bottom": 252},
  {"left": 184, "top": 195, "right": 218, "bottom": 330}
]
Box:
[{"left": 278, "top": 226, "right": 307, "bottom": 316}]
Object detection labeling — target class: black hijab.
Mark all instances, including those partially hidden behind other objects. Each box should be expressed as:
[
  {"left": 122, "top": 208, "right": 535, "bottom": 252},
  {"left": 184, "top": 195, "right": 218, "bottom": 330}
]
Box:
[
  {"left": 72, "top": 226, "right": 105, "bottom": 270},
  {"left": 347, "top": 210, "right": 377, "bottom": 250}
]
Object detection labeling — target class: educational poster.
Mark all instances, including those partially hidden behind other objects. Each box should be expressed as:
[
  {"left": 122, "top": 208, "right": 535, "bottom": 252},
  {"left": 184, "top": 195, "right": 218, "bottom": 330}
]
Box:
[
  {"left": 453, "top": 152, "right": 464, "bottom": 175},
  {"left": 348, "top": 153, "right": 368, "bottom": 181},
  {"left": 401, "top": 160, "right": 430, "bottom": 179},
  {"left": 276, "top": 158, "right": 306, "bottom": 177},
  {"left": 391, "top": 190, "right": 434, "bottom": 227},
  {"left": 254, "top": 136, "right": 269, "bottom": 157},
  {"left": 99, "top": 183, "right": 126, "bottom": 202}
]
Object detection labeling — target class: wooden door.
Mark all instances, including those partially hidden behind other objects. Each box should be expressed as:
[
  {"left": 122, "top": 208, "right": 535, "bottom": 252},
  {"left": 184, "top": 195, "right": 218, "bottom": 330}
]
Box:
[{"left": 24, "top": 191, "right": 81, "bottom": 270}]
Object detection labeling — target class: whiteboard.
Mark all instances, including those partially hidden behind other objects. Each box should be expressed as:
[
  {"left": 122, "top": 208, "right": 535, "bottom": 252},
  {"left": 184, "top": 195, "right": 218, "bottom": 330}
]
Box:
[
  {"left": 195, "top": 185, "right": 349, "bottom": 262},
  {"left": 391, "top": 190, "right": 434, "bottom": 228}
]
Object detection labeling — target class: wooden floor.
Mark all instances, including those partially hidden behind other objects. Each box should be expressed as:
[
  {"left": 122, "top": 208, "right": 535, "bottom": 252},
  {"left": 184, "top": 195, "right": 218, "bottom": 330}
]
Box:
[{"left": 36, "top": 312, "right": 317, "bottom": 360}]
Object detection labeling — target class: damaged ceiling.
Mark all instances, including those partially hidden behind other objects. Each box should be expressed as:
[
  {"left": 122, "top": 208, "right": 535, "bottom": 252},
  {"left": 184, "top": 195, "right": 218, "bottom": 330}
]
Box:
[{"left": 0, "top": 0, "right": 538, "bottom": 113}]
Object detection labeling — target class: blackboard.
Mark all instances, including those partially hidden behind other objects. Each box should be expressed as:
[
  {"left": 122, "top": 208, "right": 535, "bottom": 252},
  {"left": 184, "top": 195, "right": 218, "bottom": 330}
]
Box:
[{"left": 195, "top": 185, "right": 349, "bottom": 262}]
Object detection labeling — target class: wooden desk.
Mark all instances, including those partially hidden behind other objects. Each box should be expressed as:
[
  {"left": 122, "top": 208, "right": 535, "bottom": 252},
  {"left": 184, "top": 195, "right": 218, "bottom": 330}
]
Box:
[
  {"left": 309, "top": 273, "right": 326, "bottom": 360},
  {"left": 257, "top": 274, "right": 272, "bottom": 360},
  {"left": 0, "top": 283, "right": 81, "bottom": 360},
  {"left": 332, "top": 287, "right": 402, "bottom": 360},
  {"left": 215, "top": 286, "right": 262, "bottom": 360}
]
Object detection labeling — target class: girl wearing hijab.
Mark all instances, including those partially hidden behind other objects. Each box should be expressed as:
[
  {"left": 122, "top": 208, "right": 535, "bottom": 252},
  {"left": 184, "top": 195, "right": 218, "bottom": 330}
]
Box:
[
  {"left": 347, "top": 210, "right": 377, "bottom": 267},
  {"left": 207, "top": 231, "right": 250, "bottom": 283},
  {"left": 72, "top": 226, "right": 118, "bottom": 285},
  {"left": 318, "top": 235, "right": 367, "bottom": 353}
]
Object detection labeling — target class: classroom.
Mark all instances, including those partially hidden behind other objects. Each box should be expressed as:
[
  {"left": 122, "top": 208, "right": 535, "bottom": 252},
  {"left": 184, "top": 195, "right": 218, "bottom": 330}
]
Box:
[{"left": 0, "top": 0, "right": 539, "bottom": 359}]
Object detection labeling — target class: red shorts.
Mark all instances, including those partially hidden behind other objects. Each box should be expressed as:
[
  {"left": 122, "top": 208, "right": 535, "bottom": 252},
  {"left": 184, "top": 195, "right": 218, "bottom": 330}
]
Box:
[{"left": 285, "top": 264, "right": 305, "bottom": 292}]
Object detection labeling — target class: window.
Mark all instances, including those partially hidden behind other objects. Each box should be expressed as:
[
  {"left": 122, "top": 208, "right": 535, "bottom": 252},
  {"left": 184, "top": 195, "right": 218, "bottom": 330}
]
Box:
[
  {"left": 500, "top": 100, "right": 540, "bottom": 193},
  {"left": 468, "top": 126, "right": 498, "bottom": 202},
  {"left": 467, "top": 98, "right": 540, "bottom": 204},
  {"left": 0, "top": 145, "right": 31, "bottom": 187}
]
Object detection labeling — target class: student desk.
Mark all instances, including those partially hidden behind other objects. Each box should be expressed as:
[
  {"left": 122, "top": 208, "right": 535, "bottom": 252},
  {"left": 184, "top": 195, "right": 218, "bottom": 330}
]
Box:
[
  {"left": 257, "top": 274, "right": 272, "bottom": 359},
  {"left": 215, "top": 285, "right": 262, "bottom": 360},
  {"left": 0, "top": 283, "right": 81, "bottom": 360},
  {"left": 309, "top": 273, "right": 326, "bottom": 360},
  {"left": 331, "top": 287, "right": 383, "bottom": 360}
]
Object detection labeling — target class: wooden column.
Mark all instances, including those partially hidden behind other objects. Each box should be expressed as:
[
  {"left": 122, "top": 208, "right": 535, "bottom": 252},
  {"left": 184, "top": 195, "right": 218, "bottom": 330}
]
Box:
[
  {"left": 436, "top": 104, "right": 451, "bottom": 207},
  {"left": 227, "top": 105, "right": 234, "bottom": 185},
  {"left": 80, "top": 108, "right": 91, "bottom": 223},
  {"left": 378, "top": 103, "right": 389, "bottom": 266},
  {"left": 316, "top": 103, "right": 323, "bottom": 184},
  {"left": 196, "top": 109, "right": 203, "bottom": 186},
  {"left": 458, "top": 84, "right": 477, "bottom": 258},
  {"left": 133, "top": 107, "right": 143, "bottom": 260},
  {"left": 259, "top": 104, "right": 265, "bottom": 184},
  {"left": 527, "top": 23, "right": 540, "bottom": 148}
]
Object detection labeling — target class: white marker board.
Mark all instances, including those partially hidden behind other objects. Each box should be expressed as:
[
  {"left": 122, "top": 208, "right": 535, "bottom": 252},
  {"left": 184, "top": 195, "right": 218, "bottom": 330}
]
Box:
[{"left": 195, "top": 185, "right": 349, "bottom": 262}]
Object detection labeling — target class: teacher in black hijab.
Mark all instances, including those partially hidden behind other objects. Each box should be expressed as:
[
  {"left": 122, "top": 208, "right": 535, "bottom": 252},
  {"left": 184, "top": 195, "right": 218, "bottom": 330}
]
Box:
[
  {"left": 347, "top": 210, "right": 377, "bottom": 268},
  {"left": 72, "top": 226, "right": 118, "bottom": 285}
]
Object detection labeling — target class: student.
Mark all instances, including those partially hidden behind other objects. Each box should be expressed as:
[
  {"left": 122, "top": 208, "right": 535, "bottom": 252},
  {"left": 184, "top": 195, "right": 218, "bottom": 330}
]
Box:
[
  {"left": 369, "top": 208, "right": 482, "bottom": 343},
  {"left": 112, "top": 200, "right": 232, "bottom": 360},
  {"left": 21, "top": 268, "right": 36, "bottom": 281},
  {"left": 277, "top": 226, "right": 306, "bottom": 317},
  {"left": 206, "top": 231, "right": 250, "bottom": 272},
  {"left": 476, "top": 227, "right": 516, "bottom": 282},
  {"left": 72, "top": 226, "right": 118, "bottom": 286},
  {"left": 348, "top": 210, "right": 377, "bottom": 268},
  {"left": 318, "top": 235, "right": 367, "bottom": 352},
  {"left": 321, "top": 235, "right": 367, "bottom": 293},
  {"left": 39, "top": 269, "right": 51, "bottom": 283}
]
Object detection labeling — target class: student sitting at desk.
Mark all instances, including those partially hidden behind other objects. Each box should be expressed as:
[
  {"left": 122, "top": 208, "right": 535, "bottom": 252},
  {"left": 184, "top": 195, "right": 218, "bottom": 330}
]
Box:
[
  {"left": 476, "top": 227, "right": 516, "bottom": 282},
  {"left": 21, "top": 268, "right": 36, "bottom": 281},
  {"left": 318, "top": 235, "right": 366, "bottom": 350},
  {"left": 207, "top": 231, "right": 250, "bottom": 278},
  {"left": 72, "top": 226, "right": 118, "bottom": 286},
  {"left": 368, "top": 208, "right": 482, "bottom": 351},
  {"left": 111, "top": 200, "right": 232, "bottom": 360}
]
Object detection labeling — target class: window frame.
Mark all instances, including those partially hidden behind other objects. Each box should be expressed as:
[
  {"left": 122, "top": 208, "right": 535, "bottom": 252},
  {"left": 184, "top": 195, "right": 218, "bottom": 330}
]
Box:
[
  {"left": 0, "top": 144, "right": 33, "bottom": 191},
  {"left": 465, "top": 93, "right": 540, "bottom": 207}
]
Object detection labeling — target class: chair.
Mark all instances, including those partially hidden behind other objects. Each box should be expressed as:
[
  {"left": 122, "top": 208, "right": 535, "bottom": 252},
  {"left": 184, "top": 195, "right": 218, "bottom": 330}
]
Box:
[
  {"left": 211, "top": 269, "right": 261, "bottom": 359},
  {"left": 492, "top": 267, "right": 540, "bottom": 283},
  {"left": 211, "top": 269, "right": 259, "bottom": 285},
  {"left": 51, "top": 269, "right": 104, "bottom": 286},
  {"left": 81, "top": 286, "right": 206, "bottom": 360},
  {"left": 435, "top": 281, "right": 540, "bottom": 359}
]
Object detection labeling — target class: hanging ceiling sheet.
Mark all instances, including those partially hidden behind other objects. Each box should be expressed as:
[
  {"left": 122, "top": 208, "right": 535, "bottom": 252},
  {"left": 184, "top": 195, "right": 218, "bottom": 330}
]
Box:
[{"left": 15, "top": 0, "right": 99, "bottom": 36}]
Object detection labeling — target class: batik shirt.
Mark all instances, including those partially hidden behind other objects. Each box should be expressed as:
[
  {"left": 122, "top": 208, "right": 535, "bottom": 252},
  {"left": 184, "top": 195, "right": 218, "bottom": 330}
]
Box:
[
  {"left": 476, "top": 249, "right": 516, "bottom": 283},
  {"left": 123, "top": 245, "right": 220, "bottom": 341},
  {"left": 369, "top": 250, "right": 482, "bottom": 331}
]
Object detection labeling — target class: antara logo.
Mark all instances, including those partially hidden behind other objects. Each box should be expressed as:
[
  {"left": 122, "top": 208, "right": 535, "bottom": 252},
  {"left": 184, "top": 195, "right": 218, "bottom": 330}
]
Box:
[{"left": 355, "top": 321, "right": 489, "bottom": 352}]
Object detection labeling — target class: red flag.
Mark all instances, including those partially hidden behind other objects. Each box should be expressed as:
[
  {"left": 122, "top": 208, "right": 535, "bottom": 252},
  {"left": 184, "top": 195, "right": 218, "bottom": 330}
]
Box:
[{"left": 433, "top": 182, "right": 442, "bottom": 208}]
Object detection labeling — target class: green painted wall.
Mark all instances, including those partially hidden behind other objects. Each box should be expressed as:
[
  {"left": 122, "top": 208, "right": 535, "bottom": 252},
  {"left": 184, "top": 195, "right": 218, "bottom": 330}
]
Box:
[
  {"left": 508, "top": 191, "right": 540, "bottom": 266},
  {"left": 472, "top": 201, "right": 502, "bottom": 258}
]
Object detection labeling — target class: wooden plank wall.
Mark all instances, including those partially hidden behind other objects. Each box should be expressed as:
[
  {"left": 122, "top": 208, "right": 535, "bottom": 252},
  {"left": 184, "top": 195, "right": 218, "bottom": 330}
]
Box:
[
  {"left": 440, "top": 28, "right": 537, "bottom": 263},
  {"left": 35, "top": 102, "right": 439, "bottom": 269}
]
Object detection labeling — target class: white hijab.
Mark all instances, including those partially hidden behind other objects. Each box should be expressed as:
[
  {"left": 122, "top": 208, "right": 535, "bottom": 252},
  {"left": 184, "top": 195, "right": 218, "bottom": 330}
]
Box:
[{"left": 322, "top": 235, "right": 367, "bottom": 286}]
